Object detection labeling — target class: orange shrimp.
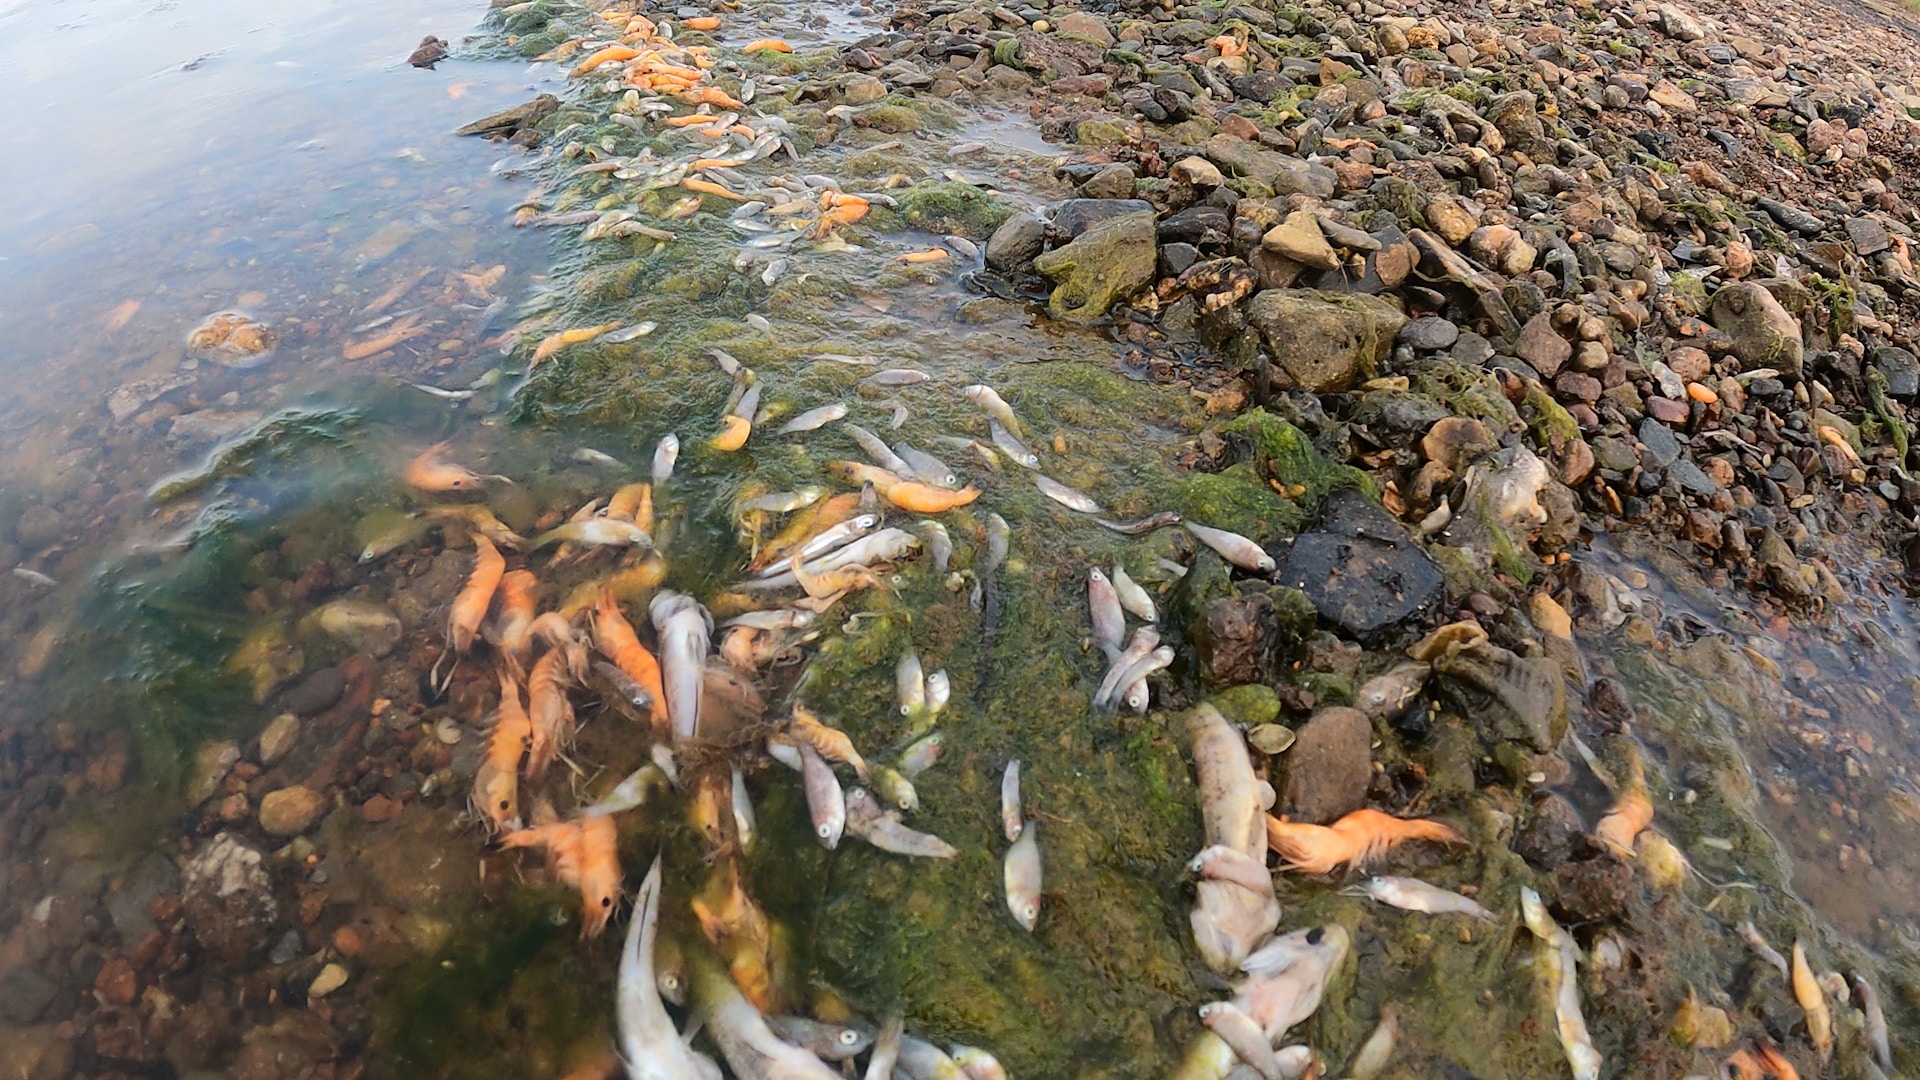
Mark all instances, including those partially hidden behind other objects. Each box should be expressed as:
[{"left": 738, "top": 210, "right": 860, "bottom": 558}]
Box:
[
  {"left": 1594, "top": 789, "right": 1652, "bottom": 859},
  {"left": 448, "top": 535, "right": 506, "bottom": 655},
  {"left": 571, "top": 44, "right": 637, "bottom": 76},
  {"left": 789, "top": 707, "right": 869, "bottom": 780},
  {"left": 592, "top": 591, "right": 669, "bottom": 735},
  {"left": 473, "top": 668, "right": 532, "bottom": 832},
  {"left": 524, "top": 650, "right": 575, "bottom": 778},
  {"left": 492, "top": 569, "right": 540, "bottom": 660},
  {"left": 691, "top": 857, "right": 775, "bottom": 1009},
  {"left": 404, "top": 439, "right": 491, "bottom": 492},
  {"left": 605, "top": 482, "right": 651, "bottom": 525},
  {"left": 883, "top": 482, "right": 980, "bottom": 513},
  {"left": 530, "top": 611, "right": 590, "bottom": 682},
  {"left": 493, "top": 814, "right": 621, "bottom": 937},
  {"left": 1265, "top": 808, "right": 1465, "bottom": 875},
  {"left": 1752, "top": 1041, "right": 1801, "bottom": 1080}
]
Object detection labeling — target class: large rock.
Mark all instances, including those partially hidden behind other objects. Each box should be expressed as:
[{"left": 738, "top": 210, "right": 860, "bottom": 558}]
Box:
[
  {"left": 1433, "top": 640, "right": 1567, "bottom": 751},
  {"left": 1050, "top": 198, "right": 1154, "bottom": 239},
  {"left": 1708, "top": 281, "right": 1803, "bottom": 376},
  {"left": 1032, "top": 210, "right": 1158, "bottom": 325},
  {"left": 1193, "top": 594, "right": 1279, "bottom": 686},
  {"left": 1203, "top": 135, "right": 1336, "bottom": 196},
  {"left": 1273, "top": 488, "right": 1444, "bottom": 638},
  {"left": 1280, "top": 707, "right": 1372, "bottom": 824},
  {"left": 181, "top": 833, "right": 279, "bottom": 968},
  {"left": 1245, "top": 289, "right": 1406, "bottom": 392},
  {"left": 259, "top": 786, "right": 330, "bottom": 836},
  {"left": 1261, "top": 212, "right": 1341, "bottom": 271}
]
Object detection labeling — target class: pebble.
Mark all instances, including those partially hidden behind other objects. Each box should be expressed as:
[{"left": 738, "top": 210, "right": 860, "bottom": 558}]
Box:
[{"left": 260, "top": 785, "right": 330, "bottom": 836}]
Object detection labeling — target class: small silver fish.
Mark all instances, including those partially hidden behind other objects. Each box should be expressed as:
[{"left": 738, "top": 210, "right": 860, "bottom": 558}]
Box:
[
  {"left": 1199, "top": 1001, "right": 1288, "bottom": 1080},
  {"left": 916, "top": 520, "right": 952, "bottom": 573},
  {"left": 810, "top": 352, "right": 878, "bottom": 365},
  {"left": 741, "top": 486, "right": 827, "bottom": 513},
  {"left": 1854, "top": 974, "right": 1892, "bottom": 1072},
  {"left": 1035, "top": 474, "right": 1102, "bottom": 514},
  {"left": 896, "top": 648, "right": 926, "bottom": 717},
  {"left": 572, "top": 447, "right": 625, "bottom": 469},
  {"left": 864, "top": 1013, "right": 902, "bottom": 1080},
  {"left": 767, "top": 1017, "right": 873, "bottom": 1062},
  {"left": 1093, "top": 511, "right": 1182, "bottom": 536},
  {"left": 1001, "top": 759, "right": 1024, "bottom": 842},
  {"left": 893, "top": 442, "right": 959, "bottom": 488},
  {"left": 652, "top": 433, "right": 679, "bottom": 486},
  {"left": 950, "top": 1046, "right": 1006, "bottom": 1080},
  {"left": 1354, "top": 876, "right": 1496, "bottom": 921},
  {"left": 402, "top": 380, "right": 476, "bottom": 401},
  {"left": 944, "top": 235, "right": 980, "bottom": 260},
  {"left": 10, "top": 567, "right": 57, "bottom": 587},
  {"left": 845, "top": 787, "right": 958, "bottom": 858},
  {"left": 1088, "top": 568, "right": 1125, "bottom": 659},
  {"left": 1112, "top": 564, "right": 1156, "bottom": 622},
  {"left": 1004, "top": 820, "right": 1042, "bottom": 931},
  {"left": 730, "top": 766, "right": 756, "bottom": 853},
  {"left": 887, "top": 402, "right": 908, "bottom": 429},
  {"left": 777, "top": 402, "right": 847, "bottom": 433},
  {"left": 761, "top": 258, "right": 789, "bottom": 286},
  {"left": 862, "top": 368, "right": 931, "bottom": 387},
  {"left": 871, "top": 765, "right": 920, "bottom": 812},
  {"left": 745, "top": 313, "right": 774, "bottom": 334},
  {"left": 799, "top": 743, "right": 845, "bottom": 849},
  {"left": 1094, "top": 627, "right": 1159, "bottom": 708},
  {"left": 897, "top": 732, "right": 945, "bottom": 778},
  {"left": 962, "top": 384, "right": 1022, "bottom": 436},
  {"left": 1186, "top": 521, "right": 1275, "bottom": 572},
  {"left": 989, "top": 420, "right": 1039, "bottom": 469},
  {"left": 591, "top": 660, "right": 655, "bottom": 712},
  {"left": 1737, "top": 920, "right": 1790, "bottom": 978},
  {"left": 1348, "top": 1006, "right": 1399, "bottom": 1080},
  {"left": 602, "top": 321, "right": 658, "bottom": 343},
  {"left": 846, "top": 424, "right": 914, "bottom": 476},
  {"left": 924, "top": 669, "right": 950, "bottom": 715}
]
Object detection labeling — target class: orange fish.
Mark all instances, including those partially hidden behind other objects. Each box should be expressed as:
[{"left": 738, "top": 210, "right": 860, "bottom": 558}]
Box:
[
  {"left": 682, "top": 15, "right": 720, "bottom": 30},
  {"left": 741, "top": 38, "right": 792, "bottom": 53},
  {"left": 571, "top": 44, "right": 637, "bottom": 76},
  {"left": 1265, "top": 808, "right": 1464, "bottom": 875},
  {"left": 682, "top": 177, "right": 749, "bottom": 201},
  {"left": 883, "top": 482, "right": 979, "bottom": 513},
  {"left": 753, "top": 493, "right": 860, "bottom": 570},
  {"left": 592, "top": 591, "right": 668, "bottom": 736}
]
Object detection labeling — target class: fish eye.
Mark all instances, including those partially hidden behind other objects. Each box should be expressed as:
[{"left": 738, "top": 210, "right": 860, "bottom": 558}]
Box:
[
  {"left": 1306, "top": 927, "right": 1325, "bottom": 945},
  {"left": 817, "top": 824, "right": 833, "bottom": 838},
  {"left": 838, "top": 1031, "right": 859, "bottom": 1046}
]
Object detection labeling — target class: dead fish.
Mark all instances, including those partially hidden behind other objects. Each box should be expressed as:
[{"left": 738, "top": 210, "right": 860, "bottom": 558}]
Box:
[
  {"left": 887, "top": 402, "right": 908, "bottom": 429},
  {"left": 709, "top": 348, "right": 742, "bottom": 376},
  {"left": 1352, "top": 875, "right": 1496, "bottom": 921},
  {"left": 862, "top": 368, "right": 931, "bottom": 387},
  {"left": 916, "top": 520, "right": 952, "bottom": 573},
  {"left": 1003, "top": 820, "right": 1042, "bottom": 931},
  {"left": 962, "top": 384, "right": 1022, "bottom": 436},
  {"left": 1112, "top": 564, "right": 1156, "bottom": 622},
  {"left": 1792, "top": 940, "right": 1832, "bottom": 1062},
  {"left": 799, "top": 743, "right": 845, "bottom": 849},
  {"left": 988, "top": 420, "right": 1039, "bottom": 469},
  {"left": 1521, "top": 888, "right": 1602, "bottom": 1080},
  {"left": 591, "top": 660, "right": 655, "bottom": 713},
  {"left": 777, "top": 402, "right": 847, "bottom": 433},
  {"left": 1853, "top": 974, "right": 1892, "bottom": 1072},
  {"left": 845, "top": 787, "right": 957, "bottom": 858},
  {"left": 896, "top": 648, "right": 926, "bottom": 718},
  {"left": 1737, "top": 921, "right": 1790, "bottom": 978},
  {"left": 944, "top": 235, "right": 980, "bottom": 260},
  {"left": 1198, "top": 1001, "right": 1288, "bottom": 1080},
  {"left": 810, "top": 352, "right": 878, "bottom": 365},
  {"left": 846, "top": 424, "right": 915, "bottom": 476},
  {"left": 761, "top": 259, "right": 789, "bottom": 286},
  {"left": 898, "top": 733, "right": 944, "bottom": 778},
  {"left": 767, "top": 1017, "right": 874, "bottom": 1062},
  {"left": 721, "top": 609, "right": 817, "bottom": 631},
  {"left": 572, "top": 447, "right": 625, "bottom": 469},
  {"left": 864, "top": 1014, "right": 902, "bottom": 1080},
  {"left": 924, "top": 670, "right": 950, "bottom": 716},
  {"left": 1035, "top": 474, "right": 1102, "bottom": 514},
  {"left": 402, "top": 379, "right": 476, "bottom": 401},
  {"left": 730, "top": 766, "right": 756, "bottom": 853},
  {"left": 10, "top": 568, "right": 56, "bottom": 588},
  {"left": 741, "top": 486, "right": 827, "bottom": 513},
  {"left": 1119, "top": 647, "right": 1175, "bottom": 712},
  {"left": 602, "top": 321, "right": 658, "bottom": 343},
  {"left": 745, "top": 313, "right": 773, "bottom": 335},
  {"left": 1355, "top": 664, "right": 1429, "bottom": 721},
  {"left": 652, "top": 434, "right": 679, "bottom": 486},
  {"left": 950, "top": 1046, "right": 1006, "bottom": 1080},
  {"left": 893, "top": 442, "right": 959, "bottom": 488},
  {"left": 1001, "top": 759, "right": 1024, "bottom": 842},
  {"left": 1348, "top": 1007, "right": 1399, "bottom": 1080},
  {"left": 871, "top": 765, "right": 919, "bottom": 812},
  {"left": 529, "top": 518, "right": 652, "bottom": 551},
  {"left": 1093, "top": 511, "right": 1182, "bottom": 536},
  {"left": 1087, "top": 568, "right": 1126, "bottom": 660},
  {"left": 1186, "top": 522, "right": 1275, "bottom": 572},
  {"left": 1095, "top": 627, "right": 1159, "bottom": 708}
]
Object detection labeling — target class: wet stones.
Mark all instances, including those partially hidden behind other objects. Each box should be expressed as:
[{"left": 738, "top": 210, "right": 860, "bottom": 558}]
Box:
[
  {"left": 259, "top": 786, "right": 330, "bottom": 836},
  {"left": 1194, "top": 592, "right": 1282, "bottom": 686},
  {"left": 1078, "top": 163, "right": 1137, "bottom": 200},
  {"left": 984, "top": 211, "right": 1046, "bottom": 273},
  {"left": 1273, "top": 488, "right": 1444, "bottom": 639},
  {"left": 1032, "top": 210, "right": 1158, "bottom": 325},
  {"left": 1707, "top": 282, "right": 1803, "bottom": 376},
  {"left": 257, "top": 713, "right": 301, "bottom": 766},
  {"left": 1515, "top": 793, "right": 1584, "bottom": 870},
  {"left": 453, "top": 93, "right": 560, "bottom": 143},
  {"left": 0, "top": 966, "right": 58, "bottom": 1023},
  {"left": 280, "top": 667, "right": 346, "bottom": 718},
  {"left": 181, "top": 833, "right": 278, "bottom": 968},
  {"left": 186, "top": 740, "right": 242, "bottom": 805},
  {"left": 13, "top": 505, "right": 62, "bottom": 550},
  {"left": 1243, "top": 289, "right": 1407, "bottom": 393},
  {"left": 1433, "top": 640, "right": 1567, "bottom": 752},
  {"left": 1279, "top": 706, "right": 1371, "bottom": 824},
  {"left": 1550, "top": 856, "right": 1634, "bottom": 922}
]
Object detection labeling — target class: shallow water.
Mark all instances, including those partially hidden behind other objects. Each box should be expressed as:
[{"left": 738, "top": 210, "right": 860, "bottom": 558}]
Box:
[{"left": 3, "top": 0, "right": 1920, "bottom": 1075}]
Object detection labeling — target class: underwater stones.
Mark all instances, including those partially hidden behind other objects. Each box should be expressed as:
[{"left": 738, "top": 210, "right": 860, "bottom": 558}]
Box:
[
  {"left": 1280, "top": 706, "right": 1371, "bottom": 825},
  {"left": 1514, "top": 793, "right": 1584, "bottom": 870},
  {"left": 306, "top": 599, "right": 403, "bottom": 657},
  {"left": 1707, "top": 281, "right": 1803, "bottom": 376},
  {"left": 186, "top": 311, "right": 276, "bottom": 368},
  {"left": 1433, "top": 640, "right": 1567, "bottom": 752},
  {"left": 259, "top": 786, "right": 329, "bottom": 837},
  {"left": 1245, "top": 289, "right": 1406, "bottom": 393},
  {"left": 0, "top": 967, "right": 57, "bottom": 1024},
  {"left": 340, "top": 811, "right": 479, "bottom": 915},
  {"left": 1551, "top": 856, "right": 1633, "bottom": 922},
  {"left": 280, "top": 668, "right": 346, "bottom": 717},
  {"left": 1273, "top": 488, "right": 1444, "bottom": 639},
  {"left": 13, "top": 505, "right": 62, "bottom": 550},
  {"left": 186, "top": 740, "right": 241, "bottom": 805},
  {"left": 228, "top": 1011, "right": 337, "bottom": 1080},
  {"left": 1032, "top": 210, "right": 1158, "bottom": 325},
  {"left": 257, "top": 713, "right": 300, "bottom": 766},
  {"left": 181, "top": 833, "right": 278, "bottom": 968},
  {"left": 1194, "top": 593, "right": 1281, "bottom": 687}
]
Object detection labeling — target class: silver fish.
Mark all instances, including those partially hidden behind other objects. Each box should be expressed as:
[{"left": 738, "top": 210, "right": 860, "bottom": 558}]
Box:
[
  {"left": 865, "top": 1014, "right": 903, "bottom": 1080},
  {"left": 741, "top": 486, "right": 827, "bottom": 513},
  {"left": 745, "top": 312, "right": 773, "bottom": 334},
  {"left": 862, "top": 368, "right": 931, "bottom": 387},
  {"left": 871, "top": 765, "right": 920, "bottom": 812},
  {"left": 1854, "top": 974, "right": 1891, "bottom": 1072},
  {"left": 1121, "top": 647, "right": 1175, "bottom": 713},
  {"left": 650, "top": 591, "right": 712, "bottom": 740},
  {"left": 897, "top": 732, "right": 945, "bottom": 778},
  {"left": 916, "top": 520, "right": 952, "bottom": 573},
  {"left": 1088, "top": 568, "right": 1126, "bottom": 660},
  {"left": 586, "top": 761, "right": 672, "bottom": 817},
  {"left": 989, "top": 420, "right": 1040, "bottom": 469},
  {"left": 1198, "top": 1001, "right": 1286, "bottom": 1080},
  {"left": 1001, "top": 759, "right": 1024, "bottom": 842},
  {"left": 1355, "top": 875, "right": 1496, "bottom": 921},
  {"left": 984, "top": 514, "right": 1011, "bottom": 575},
  {"left": 1112, "top": 564, "right": 1157, "bottom": 622},
  {"left": 744, "top": 527, "right": 918, "bottom": 590},
  {"left": 756, "top": 513, "right": 881, "bottom": 575},
  {"left": 592, "top": 660, "right": 655, "bottom": 712},
  {"left": 893, "top": 442, "right": 960, "bottom": 488},
  {"left": 402, "top": 379, "right": 476, "bottom": 401},
  {"left": 693, "top": 956, "right": 839, "bottom": 1080},
  {"left": 730, "top": 766, "right": 756, "bottom": 854},
  {"left": 962, "top": 384, "right": 1022, "bottom": 436},
  {"left": 799, "top": 743, "right": 845, "bottom": 849},
  {"left": 1737, "top": 921, "right": 1790, "bottom": 978},
  {"left": 1348, "top": 1006, "right": 1399, "bottom": 1080},
  {"left": 603, "top": 321, "right": 658, "bottom": 343},
  {"left": 1185, "top": 522, "right": 1275, "bottom": 573},
  {"left": 1004, "top": 820, "right": 1042, "bottom": 931},
  {"left": 709, "top": 347, "right": 741, "bottom": 375},
  {"left": 652, "top": 433, "right": 680, "bottom": 486},
  {"left": 761, "top": 258, "right": 789, "bottom": 286},
  {"left": 722, "top": 608, "right": 817, "bottom": 631},
  {"left": 845, "top": 787, "right": 957, "bottom": 858},
  {"left": 1095, "top": 627, "right": 1160, "bottom": 708},
  {"left": 846, "top": 423, "right": 915, "bottom": 476},
  {"left": 618, "top": 857, "right": 723, "bottom": 1080},
  {"left": 767, "top": 1017, "right": 874, "bottom": 1063},
  {"left": 888, "top": 401, "right": 908, "bottom": 429},
  {"left": 944, "top": 235, "right": 981, "bottom": 260},
  {"left": 777, "top": 402, "right": 847, "bottom": 433},
  {"left": 810, "top": 352, "right": 878, "bottom": 365},
  {"left": 924, "top": 669, "right": 950, "bottom": 715},
  {"left": 1094, "top": 511, "right": 1182, "bottom": 536},
  {"left": 949, "top": 1046, "right": 1006, "bottom": 1080},
  {"left": 1355, "top": 663, "right": 1429, "bottom": 721},
  {"left": 896, "top": 648, "right": 926, "bottom": 717},
  {"left": 572, "top": 447, "right": 625, "bottom": 469},
  {"left": 728, "top": 382, "right": 762, "bottom": 422},
  {"left": 899, "top": 1038, "right": 966, "bottom": 1080},
  {"left": 1035, "top": 474, "right": 1101, "bottom": 513},
  {"left": 10, "top": 567, "right": 57, "bottom": 587}
]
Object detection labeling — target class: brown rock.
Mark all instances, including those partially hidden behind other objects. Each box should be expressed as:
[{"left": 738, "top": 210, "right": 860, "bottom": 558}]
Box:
[
  {"left": 1514, "top": 313, "right": 1572, "bottom": 377},
  {"left": 1551, "top": 856, "right": 1634, "bottom": 922},
  {"left": 1667, "top": 346, "right": 1711, "bottom": 382},
  {"left": 259, "top": 786, "right": 329, "bottom": 837},
  {"left": 1424, "top": 194, "right": 1478, "bottom": 244},
  {"left": 1646, "top": 396, "right": 1690, "bottom": 424},
  {"left": 360, "top": 795, "right": 402, "bottom": 824},
  {"left": 1553, "top": 371, "right": 1602, "bottom": 403},
  {"left": 94, "top": 957, "right": 138, "bottom": 1006},
  {"left": 1561, "top": 439, "right": 1595, "bottom": 485},
  {"left": 1217, "top": 113, "right": 1259, "bottom": 141},
  {"left": 1050, "top": 74, "right": 1111, "bottom": 95},
  {"left": 1280, "top": 707, "right": 1372, "bottom": 824},
  {"left": 1193, "top": 594, "right": 1277, "bottom": 686},
  {"left": 1421, "top": 417, "right": 1497, "bottom": 473}
]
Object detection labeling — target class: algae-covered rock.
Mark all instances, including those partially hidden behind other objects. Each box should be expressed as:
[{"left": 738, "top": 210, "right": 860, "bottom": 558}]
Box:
[
  {"left": 1032, "top": 210, "right": 1157, "bottom": 325},
  {"left": 1433, "top": 639, "right": 1567, "bottom": 751},
  {"left": 1708, "top": 280, "right": 1804, "bottom": 375},
  {"left": 1244, "top": 290, "right": 1407, "bottom": 392},
  {"left": 884, "top": 180, "right": 1013, "bottom": 238},
  {"left": 1209, "top": 684, "right": 1281, "bottom": 727}
]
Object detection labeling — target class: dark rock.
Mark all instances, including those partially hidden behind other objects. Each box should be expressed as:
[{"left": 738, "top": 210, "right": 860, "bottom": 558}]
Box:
[
  {"left": 1637, "top": 417, "right": 1681, "bottom": 467},
  {"left": 14, "top": 505, "right": 62, "bottom": 549},
  {"left": 1515, "top": 794, "right": 1584, "bottom": 870},
  {"left": 1846, "top": 217, "right": 1890, "bottom": 255},
  {"left": 1551, "top": 857, "right": 1634, "bottom": 922},
  {"left": 1433, "top": 640, "right": 1567, "bottom": 752},
  {"left": 1874, "top": 346, "right": 1920, "bottom": 399},
  {"left": 1193, "top": 593, "right": 1279, "bottom": 686},
  {"left": 407, "top": 35, "right": 448, "bottom": 69},
  {"left": 1668, "top": 460, "right": 1719, "bottom": 497},
  {"left": 1230, "top": 70, "right": 1293, "bottom": 103},
  {"left": 181, "top": 833, "right": 278, "bottom": 969},
  {"left": 453, "top": 93, "right": 560, "bottom": 142},
  {"left": 984, "top": 212, "right": 1047, "bottom": 272},
  {"left": 1400, "top": 316, "right": 1460, "bottom": 352},
  {"left": 1160, "top": 243, "right": 1200, "bottom": 278},
  {"left": 0, "top": 966, "right": 57, "bottom": 1023},
  {"left": 1244, "top": 289, "right": 1407, "bottom": 392},
  {"left": 280, "top": 668, "right": 345, "bottom": 718},
  {"left": 1280, "top": 706, "right": 1372, "bottom": 824},
  {"left": 1752, "top": 196, "right": 1824, "bottom": 235},
  {"left": 1049, "top": 198, "right": 1155, "bottom": 240},
  {"left": 1273, "top": 488, "right": 1445, "bottom": 638},
  {"left": 1352, "top": 391, "right": 1450, "bottom": 448},
  {"left": 1158, "top": 205, "right": 1231, "bottom": 247}
]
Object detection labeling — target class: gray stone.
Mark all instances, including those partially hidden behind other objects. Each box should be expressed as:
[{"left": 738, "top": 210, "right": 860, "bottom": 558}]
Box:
[
  {"left": 1050, "top": 198, "right": 1154, "bottom": 239},
  {"left": 1244, "top": 289, "right": 1407, "bottom": 392},
  {"left": 1669, "top": 460, "right": 1719, "bottom": 497},
  {"left": 1637, "top": 417, "right": 1681, "bottom": 467},
  {"left": 1032, "top": 210, "right": 1158, "bottom": 325},
  {"left": 1591, "top": 436, "right": 1639, "bottom": 474},
  {"left": 1273, "top": 489, "right": 1445, "bottom": 639},
  {"left": 1657, "top": 4, "right": 1706, "bottom": 41},
  {"left": 186, "top": 740, "right": 241, "bottom": 805},
  {"left": 1434, "top": 640, "right": 1567, "bottom": 751},
  {"left": 1846, "top": 217, "right": 1890, "bottom": 256},
  {"left": 1400, "top": 316, "right": 1460, "bottom": 352},
  {"left": 1280, "top": 707, "right": 1373, "bottom": 825},
  {"left": 1874, "top": 346, "right": 1920, "bottom": 398},
  {"left": 1708, "top": 281, "right": 1803, "bottom": 375},
  {"left": 0, "top": 967, "right": 57, "bottom": 1023},
  {"left": 258, "top": 712, "right": 301, "bottom": 766},
  {"left": 984, "top": 211, "right": 1047, "bottom": 273},
  {"left": 106, "top": 852, "right": 180, "bottom": 942},
  {"left": 280, "top": 668, "right": 346, "bottom": 717}
]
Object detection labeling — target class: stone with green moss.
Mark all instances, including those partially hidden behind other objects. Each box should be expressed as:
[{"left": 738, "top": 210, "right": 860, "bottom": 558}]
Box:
[
  {"left": 1243, "top": 290, "right": 1407, "bottom": 392},
  {"left": 1031, "top": 210, "right": 1158, "bottom": 325}
]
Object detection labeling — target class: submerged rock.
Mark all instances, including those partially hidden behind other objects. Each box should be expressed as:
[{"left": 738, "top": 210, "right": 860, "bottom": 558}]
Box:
[
  {"left": 1280, "top": 706, "right": 1371, "bottom": 824},
  {"left": 181, "top": 833, "right": 278, "bottom": 968},
  {"left": 1032, "top": 210, "right": 1158, "bottom": 324},
  {"left": 1273, "top": 488, "right": 1444, "bottom": 639},
  {"left": 1433, "top": 640, "right": 1567, "bottom": 752}
]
